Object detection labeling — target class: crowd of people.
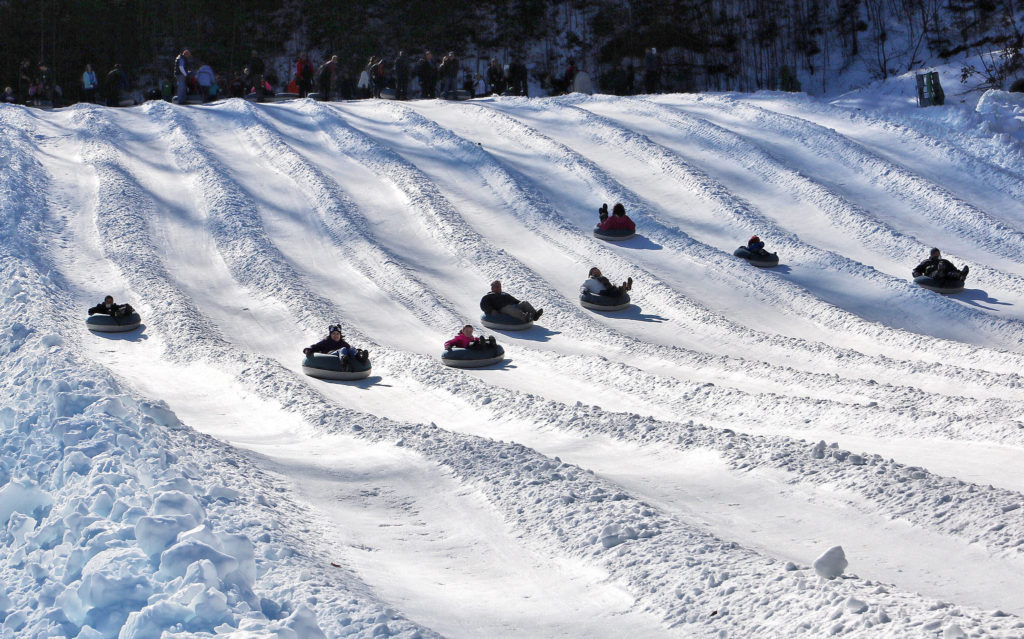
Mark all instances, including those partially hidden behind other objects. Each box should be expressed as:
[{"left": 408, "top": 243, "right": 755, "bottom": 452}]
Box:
[{"left": 3, "top": 43, "right": 667, "bottom": 108}]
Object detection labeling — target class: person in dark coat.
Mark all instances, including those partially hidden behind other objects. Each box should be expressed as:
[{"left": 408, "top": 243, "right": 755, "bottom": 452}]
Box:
[
  {"left": 598, "top": 202, "right": 636, "bottom": 232},
  {"left": 746, "top": 235, "right": 772, "bottom": 256},
  {"left": 643, "top": 47, "right": 661, "bottom": 94},
  {"left": 480, "top": 280, "right": 542, "bottom": 322},
  {"left": 439, "top": 51, "right": 459, "bottom": 95},
  {"left": 174, "top": 49, "right": 193, "bottom": 104},
  {"left": 507, "top": 57, "right": 528, "bottom": 96},
  {"left": 105, "top": 64, "right": 129, "bottom": 106},
  {"left": 18, "top": 59, "right": 32, "bottom": 103},
  {"left": 315, "top": 55, "right": 338, "bottom": 100},
  {"left": 913, "top": 248, "right": 969, "bottom": 282},
  {"left": 487, "top": 58, "right": 505, "bottom": 95},
  {"left": 372, "top": 58, "right": 389, "bottom": 98},
  {"left": 88, "top": 295, "right": 135, "bottom": 318},
  {"left": 394, "top": 50, "right": 411, "bottom": 100},
  {"left": 303, "top": 325, "right": 369, "bottom": 367},
  {"left": 415, "top": 51, "right": 438, "bottom": 99},
  {"left": 246, "top": 50, "right": 265, "bottom": 79}
]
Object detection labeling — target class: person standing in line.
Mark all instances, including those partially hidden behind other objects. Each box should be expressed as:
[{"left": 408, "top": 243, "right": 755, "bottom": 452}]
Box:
[
  {"left": 82, "top": 64, "right": 98, "bottom": 103},
  {"left": 315, "top": 55, "right": 339, "bottom": 100},
  {"left": 106, "top": 63, "right": 128, "bottom": 106},
  {"left": 394, "top": 50, "right": 410, "bottom": 100},
  {"left": 174, "top": 49, "right": 193, "bottom": 104},
  {"left": 296, "top": 53, "right": 314, "bottom": 97}
]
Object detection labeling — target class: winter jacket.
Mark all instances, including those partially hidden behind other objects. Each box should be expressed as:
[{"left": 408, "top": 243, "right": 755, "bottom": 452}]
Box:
[
  {"left": 88, "top": 301, "right": 134, "bottom": 317},
  {"left": 246, "top": 56, "right": 265, "bottom": 77},
  {"left": 444, "top": 333, "right": 480, "bottom": 350},
  {"left": 195, "top": 65, "right": 214, "bottom": 88},
  {"left": 599, "top": 214, "right": 635, "bottom": 232},
  {"left": 581, "top": 276, "right": 613, "bottom": 296},
  {"left": 316, "top": 60, "right": 336, "bottom": 83},
  {"left": 174, "top": 54, "right": 190, "bottom": 78},
  {"left": 394, "top": 54, "right": 410, "bottom": 80},
  {"left": 297, "top": 58, "right": 314, "bottom": 82},
  {"left": 306, "top": 335, "right": 352, "bottom": 355},
  {"left": 480, "top": 292, "right": 520, "bottom": 314},
  {"left": 83, "top": 70, "right": 97, "bottom": 90},
  {"left": 913, "top": 256, "right": 958, "bottom": 278},
  {"left": 487, "top": 64, "right": 505, "bottom": 93}
]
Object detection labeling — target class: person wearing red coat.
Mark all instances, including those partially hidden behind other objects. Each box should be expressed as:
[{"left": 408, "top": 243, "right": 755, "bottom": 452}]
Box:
[
  {"left": 295, "top": 53, "right": 314, "bottom": 97},
  {"left": 598, "top": 202, "right": 636, "bottom": 232}
]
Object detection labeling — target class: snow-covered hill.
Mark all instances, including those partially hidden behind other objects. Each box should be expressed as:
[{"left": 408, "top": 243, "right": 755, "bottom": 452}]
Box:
[{"left": 3, "top": 90, "right": 1024, "bottom": 638}]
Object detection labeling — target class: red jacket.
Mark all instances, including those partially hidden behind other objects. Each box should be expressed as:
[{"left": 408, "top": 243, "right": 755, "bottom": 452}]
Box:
[
  {"left": 444, "top": 333, "right": 479, "bottom": 349},
  {"left": 599, "top": 215, "right": 635, "bottom": 231}
]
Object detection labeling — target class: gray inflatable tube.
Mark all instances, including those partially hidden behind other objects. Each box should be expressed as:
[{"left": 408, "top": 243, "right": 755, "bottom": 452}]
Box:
[
  {"left": 86, "top": 313, "right": 142, "bottom": 333},
  {"left": 914, "top": 275, "right": 964, "bottom": 294},
  {"left": 594, "top": 227, "right": 635, "bottom": 242},
  {"left": 733, "top": 246, "right": 779, "bottom": 267},
  {"left": 580, "top": 291, "right": 630, "bottom": 311},
  {"left": 441, "top": 344, "right": 505, "bottom": 368},
  {"left": 302, "top": 353, "right": 373, "bottom": 380},
  {"left": 480, "top": 313, "right": 533, "bottom": 331}
]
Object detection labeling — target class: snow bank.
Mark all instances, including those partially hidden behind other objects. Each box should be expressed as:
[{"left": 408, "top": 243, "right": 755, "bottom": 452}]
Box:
[{"left": 0, "top": 105, "right": 435, "bottom": 639}]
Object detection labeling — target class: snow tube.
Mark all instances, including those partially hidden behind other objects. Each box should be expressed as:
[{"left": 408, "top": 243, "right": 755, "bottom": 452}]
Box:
[
  {"left": 86, "top": 312, "right": 142, "bottom": 333},
  {"left": 594, "top": 227, "right": 635, "bottom": 242},
  {"left": 379, "top": 88, "right": 397, "bottom": 100},
  {"left": 733, "top": 246, "right": 779, "bottom": 267},
  {"left": 301, "top": 353, "right": 372, "bottom": 380},
  {"left": 580, "top": 291, "right": 630, "bottom": 311},
  {"left": 914, "top": 275, "right": 965, "bottom": 294},
  {"left": 480, "top": 313, "right": 533, "bottom": 331},
  {"left": 441, "top": 343, "right": 505, "bottom": 368},
  {"left": 274, "top": 92, "right": 300, "bottom": 101},
  {"left": 442, "top": 89, "right": 472, "bottom": 101}
]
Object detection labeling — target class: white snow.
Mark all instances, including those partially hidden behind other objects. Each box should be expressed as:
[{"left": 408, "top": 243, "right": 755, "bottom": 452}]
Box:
[{"left": 4, "top": 66, "right": 1024, "bottom": 637}]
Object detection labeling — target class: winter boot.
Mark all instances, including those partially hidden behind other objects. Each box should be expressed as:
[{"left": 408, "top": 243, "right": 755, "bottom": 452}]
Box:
[
  {"left": 533, "top": 308, "right": 543, "bottom": 321},
  {"left": 625, "top": 277, "right": 633, "bottom": 291},
  {"left": 960, "top": 265, "right": 969, "bottom": 281}
]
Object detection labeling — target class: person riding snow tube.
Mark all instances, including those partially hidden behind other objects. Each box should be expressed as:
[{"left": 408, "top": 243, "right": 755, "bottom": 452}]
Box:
[
  {"left": 594, "top": 203, "right": 636, "bottom": 241},
  {"left": 580, "top": 290, "right": 631, "bottom": 310},
  {"left": 912, "top": 248, "right": 968, "bottom": 293},
  {"left": 479, "top": 280, "right": 541, "bottom": 330},
  {"left": 579, "top": 267, "right": 632, "bottom": 310},
  {"left": 480, "top": 313, "right": 533, "bottom": 331},
  {"left": 441, "top": 325, "right": 505, "bottom": 368},
  {"left": 86, "top": 296, "right": 141, "bottom": 332},
  {"left": 301, "top": 325, "right": 372, "bottom": 380},
  {"left": 734, "top": 235, "right": 779, "bottom": 267},
  {"left": 301, "top": 352, "right": 372, "bottom": 380}
]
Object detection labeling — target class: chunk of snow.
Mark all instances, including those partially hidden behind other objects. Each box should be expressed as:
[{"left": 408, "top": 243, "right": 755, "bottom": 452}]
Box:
[{"left": 813, "top": 546, "right": 848, "bottom": 580}]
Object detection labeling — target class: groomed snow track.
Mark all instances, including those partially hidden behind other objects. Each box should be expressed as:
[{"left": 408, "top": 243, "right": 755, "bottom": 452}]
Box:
[{"left": 3, "top": 93, "right": 1024, "bottom": 637}]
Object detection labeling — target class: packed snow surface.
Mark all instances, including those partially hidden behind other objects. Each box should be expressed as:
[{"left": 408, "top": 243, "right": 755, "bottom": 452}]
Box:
[{"left": 4, "top": 87, "right": 1024, "bottom": 637}]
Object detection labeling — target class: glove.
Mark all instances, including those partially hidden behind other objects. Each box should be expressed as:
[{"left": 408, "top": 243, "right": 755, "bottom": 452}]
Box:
[
  {"left": 303, "top": 348, "right": 312, "bottom": 356},
  {"left": 88, "top": 309, "right": 95, "bottom": 315}
]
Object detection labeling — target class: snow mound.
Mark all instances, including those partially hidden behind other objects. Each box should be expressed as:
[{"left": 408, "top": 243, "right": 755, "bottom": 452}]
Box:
[{"left": 813, "top": 545, "right": 849, "bottom": 580}]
